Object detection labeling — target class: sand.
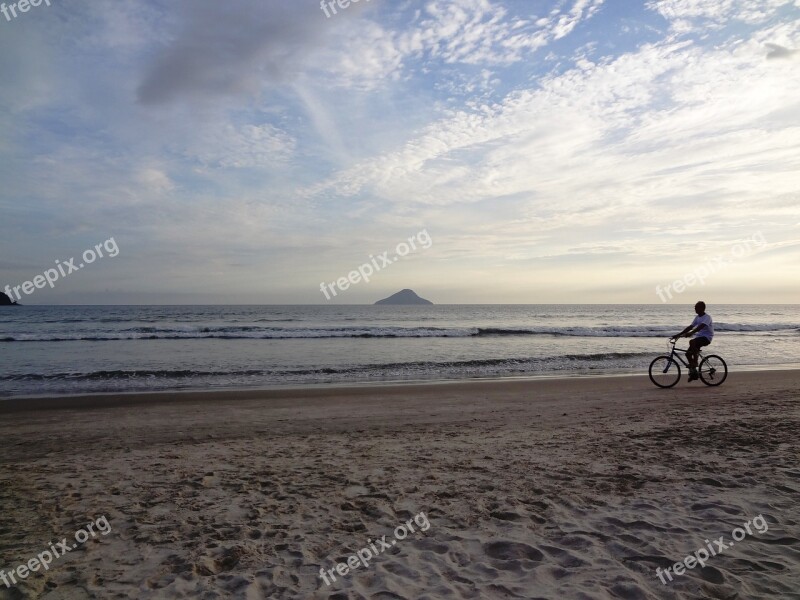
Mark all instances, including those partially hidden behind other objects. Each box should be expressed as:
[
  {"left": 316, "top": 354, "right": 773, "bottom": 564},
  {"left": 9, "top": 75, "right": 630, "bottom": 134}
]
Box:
[{"left": 0, "top": 371, "right": 799, "bottom": 599}]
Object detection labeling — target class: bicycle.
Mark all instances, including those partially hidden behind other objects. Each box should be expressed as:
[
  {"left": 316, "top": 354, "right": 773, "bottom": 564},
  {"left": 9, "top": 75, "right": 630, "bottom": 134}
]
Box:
[{"left": 648, "top": 338, "right": 728, "bottom": 388}]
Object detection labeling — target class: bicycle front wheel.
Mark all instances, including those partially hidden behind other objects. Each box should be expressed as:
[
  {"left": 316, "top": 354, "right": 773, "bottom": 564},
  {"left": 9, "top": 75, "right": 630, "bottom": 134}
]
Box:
[
  {"left": 649, "top": 356, "right": 681, "bottom": 388},
  {"left": 699, "top": 355, "right": 727, "bottom": 386}
]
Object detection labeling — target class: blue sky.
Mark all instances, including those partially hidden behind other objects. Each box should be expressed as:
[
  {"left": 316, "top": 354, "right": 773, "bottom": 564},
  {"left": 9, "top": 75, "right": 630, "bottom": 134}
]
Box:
[{"left": 1, "top": 0, "right": 799, "bottom": 304}]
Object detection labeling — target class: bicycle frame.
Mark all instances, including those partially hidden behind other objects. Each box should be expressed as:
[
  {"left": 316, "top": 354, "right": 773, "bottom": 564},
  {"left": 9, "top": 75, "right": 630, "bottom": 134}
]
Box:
[{"left": 662, "top": 341, "right": 701, "bottom": 372}]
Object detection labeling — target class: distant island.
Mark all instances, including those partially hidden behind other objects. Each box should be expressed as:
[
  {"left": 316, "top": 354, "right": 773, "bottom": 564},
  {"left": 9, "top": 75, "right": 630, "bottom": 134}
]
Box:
[
  {"left": 374, "top": 289, "right": 433, "bottom": 305},
  {"left": 0, "top": 292, "right": 19, "bottom": 306}
]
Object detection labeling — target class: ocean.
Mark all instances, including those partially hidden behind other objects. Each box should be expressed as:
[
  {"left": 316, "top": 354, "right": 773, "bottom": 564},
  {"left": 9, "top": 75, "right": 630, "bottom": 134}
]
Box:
[{"left": 1, "top": 304, "right": 798, "bottom": 397}]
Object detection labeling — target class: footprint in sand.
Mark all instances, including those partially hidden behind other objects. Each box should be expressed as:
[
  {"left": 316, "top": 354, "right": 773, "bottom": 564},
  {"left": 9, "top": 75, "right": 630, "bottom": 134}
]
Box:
[
  {"left": 484, "top": 541, "right": 544, "bottom": 562},
  {"left": 490, "top": 510, "right": 524, "bottom": 522},
  {"left": 194, "top": 546, "right": 244, "bottom": 575},
  {"left": 344, "top": 485, "right": 369, "bottom": 498}
]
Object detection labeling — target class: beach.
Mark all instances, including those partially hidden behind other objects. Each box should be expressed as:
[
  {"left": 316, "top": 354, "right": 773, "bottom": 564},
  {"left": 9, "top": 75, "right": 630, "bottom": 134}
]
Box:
[{"left": 1, "top": 371, "right": 799, "bottom": 599}]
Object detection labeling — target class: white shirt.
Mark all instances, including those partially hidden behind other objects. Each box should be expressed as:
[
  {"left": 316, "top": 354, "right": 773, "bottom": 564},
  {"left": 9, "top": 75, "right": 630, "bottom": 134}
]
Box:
[{"left": 691, "top": 313, "right": 714, "bottom": 340}]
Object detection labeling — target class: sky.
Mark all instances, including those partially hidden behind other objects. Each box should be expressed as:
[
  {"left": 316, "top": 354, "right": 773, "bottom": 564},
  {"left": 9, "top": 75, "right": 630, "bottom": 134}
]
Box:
[{"left": 1, "top": 0, "right": 799, "bottom": 305}]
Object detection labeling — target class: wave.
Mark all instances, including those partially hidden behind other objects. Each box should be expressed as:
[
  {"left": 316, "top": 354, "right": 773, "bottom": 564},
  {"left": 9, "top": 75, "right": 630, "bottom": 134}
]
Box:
[
  {"left": 714, "top": 323, "right": 800, "bottom": 332},
  {"left": 475, "top": 326, "right": 673, "bottom": 337},
  {"left": 0, "top": 326, "right": 470, "bottom": 342},
  {"left": 0, "top": 369, "right": 266, "bottom": 381},
  {"left": 0, "top": 352, "right": 655, "bottom": 382},
  {"left": 1, "top": 323, "right": 797, "bottom": 343},
  {"left": 9, "top": 317, "right": 304, "bottom": 325}
]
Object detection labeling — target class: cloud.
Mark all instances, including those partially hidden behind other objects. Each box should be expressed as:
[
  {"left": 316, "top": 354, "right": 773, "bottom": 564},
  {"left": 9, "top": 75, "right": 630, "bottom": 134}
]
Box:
[
  {"left": 766, "top": 42, "right": 799, "bottom": 59},
  {"left": 647, "top": 0, "right": 796, "bottom": 27},
  {"left": 399, "top": 0, "right": 605, "bottom": 65},
  {"left": 309, "top": 19, "right": 406, "bottom": 91},
  {"left": 188, "top": 123, "right": 296, "bottom": 168},
  {"left": 306, "top": 26, "right": 800, "bottom": 257},
  {"left": 306, "top": 40, "right": 692, "bottom": 202},
  {"left": 136, "top": 167, "right": 174, "bottom": 193},
  {"left": 136, "top": 0, "right": 609, "bottom": 105},
  {"left": 137, "top": 0, "right": 327, "bottom": 105},
  {"left": 551, "top": 0, "right": 606, "bottom": 40}
]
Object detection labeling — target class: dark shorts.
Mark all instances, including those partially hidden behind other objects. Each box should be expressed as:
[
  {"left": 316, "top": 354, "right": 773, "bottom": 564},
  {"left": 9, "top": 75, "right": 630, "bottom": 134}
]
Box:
[{"left": 692, "top": 337, "right": 711, "bottom": 347}]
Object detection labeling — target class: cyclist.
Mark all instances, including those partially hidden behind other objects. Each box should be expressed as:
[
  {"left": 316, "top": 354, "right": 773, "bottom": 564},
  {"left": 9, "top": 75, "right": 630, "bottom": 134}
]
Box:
[{"left": 671, "top": 301, "right": 714, "bottom": 382}]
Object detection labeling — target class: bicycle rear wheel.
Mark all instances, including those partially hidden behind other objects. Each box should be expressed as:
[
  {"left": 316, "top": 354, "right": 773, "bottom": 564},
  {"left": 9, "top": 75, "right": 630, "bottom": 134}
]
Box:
[
  {"left": 649, "top": 356, "right": 681, "bottom": 388},
  {"left": 699, "top": 355, "right": 727, "bottom": 386}
]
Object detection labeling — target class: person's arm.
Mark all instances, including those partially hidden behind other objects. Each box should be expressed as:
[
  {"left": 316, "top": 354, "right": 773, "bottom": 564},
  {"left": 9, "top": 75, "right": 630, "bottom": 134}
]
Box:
[
  {"left": 673, "top": 320, "right": 705, "bottom": 339},
  {"left": 672, "top": 325, "right": 692, "bottom": 340}
]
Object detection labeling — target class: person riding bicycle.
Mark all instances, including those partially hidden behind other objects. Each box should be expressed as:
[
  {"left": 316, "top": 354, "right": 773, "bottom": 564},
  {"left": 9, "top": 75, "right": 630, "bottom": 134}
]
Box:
[{"left": 671, "top": 301, "right": 713, "bottom": 382}]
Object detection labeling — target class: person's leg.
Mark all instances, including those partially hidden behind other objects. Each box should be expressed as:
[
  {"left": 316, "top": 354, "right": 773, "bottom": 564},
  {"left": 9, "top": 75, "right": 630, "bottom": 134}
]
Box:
[
  {"left": 686, "top": 339, "right": 700, "bottom": 371},
  {"left": 693, "top": 338, "right": 710, "bottom": 369}
]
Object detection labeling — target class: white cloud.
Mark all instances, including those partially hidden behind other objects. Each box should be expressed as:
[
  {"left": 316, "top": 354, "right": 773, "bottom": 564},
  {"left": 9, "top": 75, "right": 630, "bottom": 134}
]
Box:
[
  {"left": 551, "top": 0, "right": 606, "bottom": 39},
  {"left": 189, "top": 123, "right": 296, "bottom": 168},
  {"left": 307, "top": 21, "right": 800, "bottom": 261},
  {"left": 648, "top": 0, "right": 796, "bottom": 27},
  {"left": 136, "top": 168, "right": 174, "bottom": 193},
  {"left": 406, "top": 0, "right": 605, "bottom": 65},
  {"left": 310, "top": 0, "right": 608, "bottom": 91},
  {"left": 310, "top": 20, "right": 406, "bottom": 91}
]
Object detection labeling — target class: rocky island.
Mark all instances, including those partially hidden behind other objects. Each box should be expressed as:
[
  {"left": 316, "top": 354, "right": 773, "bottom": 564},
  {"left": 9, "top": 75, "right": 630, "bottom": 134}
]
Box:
[{"left": 374, "top": 289, "right": 433, "bottom": 305}]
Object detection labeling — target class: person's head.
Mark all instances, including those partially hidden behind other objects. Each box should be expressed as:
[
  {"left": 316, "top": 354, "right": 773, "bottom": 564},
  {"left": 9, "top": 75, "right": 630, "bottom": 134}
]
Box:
[{"left": 695, "top": 301, "right": 706, "bottom": 315}]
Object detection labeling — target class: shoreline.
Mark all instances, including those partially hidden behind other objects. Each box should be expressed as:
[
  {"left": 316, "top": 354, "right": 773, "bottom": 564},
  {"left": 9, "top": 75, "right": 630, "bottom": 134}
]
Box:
[{"left": 2, "top": 365, "right": 799, "bottom": 410}]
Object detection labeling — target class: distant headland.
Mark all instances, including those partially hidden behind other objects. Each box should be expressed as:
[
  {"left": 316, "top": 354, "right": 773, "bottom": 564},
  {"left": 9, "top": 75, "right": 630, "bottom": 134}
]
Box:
[
  {"left": 0, "top": 292, "right": 19, "bottom": 306},
  {"left": 374, "top": 289, "right": 433, "bottom": 305}
]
